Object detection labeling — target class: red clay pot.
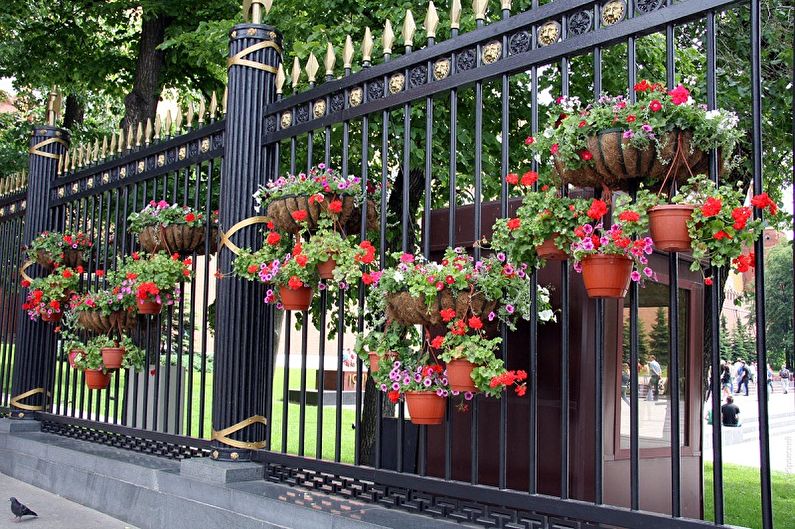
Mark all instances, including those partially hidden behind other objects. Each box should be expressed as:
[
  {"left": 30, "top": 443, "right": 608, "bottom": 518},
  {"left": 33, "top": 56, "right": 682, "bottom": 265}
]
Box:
[
  {"left": 581, "top": 254, "right": 633, "bottom": 299},
  {"left": 279, "top": 286, "right": 313, "bottom": 311},
  {"left": 317, "top": 257, "right": 337, "bottom": 280},
  {"left": 368, "top": 351, "right": 397, "bottom": 373},
  {"left": 536, "top": 234, "right": 568, "bottom": 261},
  {"left": 446, "top": 359, "right": 478, "bottom": 392},
  {"left": 101, "top": 347, "right": 125, "bottom": 370},
  {"left": 405, "top": 391, "right": 446, "bottom": 425},
  {"left": 41, "top": 310, "right": 63, "bottom": 323},
  {"left": 84, "top": 369, "right": 111, "bottom": 390},
  {"left": 68, "top": 349, "right": 82, "bottom": 369},
  {"left": 137, "top": 298, "right": 162, "bottom": 315},
  {"left": 648, "top": 204, "right": 695, "bottom": 253}
]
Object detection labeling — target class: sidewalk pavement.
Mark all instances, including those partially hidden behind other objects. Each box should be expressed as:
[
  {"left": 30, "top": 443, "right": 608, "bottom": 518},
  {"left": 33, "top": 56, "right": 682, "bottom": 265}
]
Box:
[{"left": 0, "top": 473, "right": 137, "bottom": 529}]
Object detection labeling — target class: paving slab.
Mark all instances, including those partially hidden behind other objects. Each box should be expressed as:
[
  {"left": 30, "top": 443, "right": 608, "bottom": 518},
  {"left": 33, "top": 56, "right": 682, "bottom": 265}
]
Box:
[{"left": 0, "top": 473, "right": 138, "bottom": 529}]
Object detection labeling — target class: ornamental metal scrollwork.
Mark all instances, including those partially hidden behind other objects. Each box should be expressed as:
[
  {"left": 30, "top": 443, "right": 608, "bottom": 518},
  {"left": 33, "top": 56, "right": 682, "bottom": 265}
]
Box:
[
  {"left": 456, "top": 49, "right": 476, "bottom": 71},
  {"left": 538, "top": 21, "right": 561, "bottom": 47},
  {"left": 313, "top": 99, "right": 326, "bottom": 118},
  {"left": 409, "top": 65, "right": 427, "bottom": 88},
  {"left": 601, "top": 0, "right": 626, "bottom": 26},
  {"left": 212, "top": 133, "right": 224, "bottom": 150},
  {"left": 296, "top": 104, "right": 310, "bottom": 123},
  {"left": 509, "top": 31, "right": 531, "bottom": 55},
  {"left": 281, "top": 111, "right": 292, "bottom": 128},
  {"left": 349, "top": 87, "right": 363, "bottom": 107},
  {"left": 482, "top": 41, "right": 502, "bottom": 64},
  {"left": 389, "top": 73, "right": 405, "bottom": 94},
  {"left": 330, "top": 93, "right": 345, "bottom": 113},
  {"left": 433, "top": 58, "right": 451, "bottom": 80},
  {"left": 568, "top": 10, "right": 593, "bottom": 36},
  {"left": 265, "top": 115, "right": 277, "bottom": 133},
  {"left": 368, "top": 80, "right": 384, "bottom": 100},
  {"left": 635, "top": 0, "right": 665, "bottom": 14}
]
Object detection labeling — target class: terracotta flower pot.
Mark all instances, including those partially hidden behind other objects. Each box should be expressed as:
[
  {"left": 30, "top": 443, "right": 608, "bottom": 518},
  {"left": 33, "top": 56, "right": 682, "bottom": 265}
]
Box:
[
  {"left": 368, "top": 351, "right": 397, "bottom": 373},
  {"left": 84, "top": 369, "right": 111, "bottom": 390},
  {"left": 279, "top": 285, "right": 313, "bottom": 311},
  {"left": 62, "top": 248, "right": 84, "bottom": 269},
  {"left": 68, "top": 349, "right": 82, "bottom": 369},
  {"left": 446, "top": 359, "right": 478, "bottom": 392},
  {"left": 536, "top": 234, "right": 568, "bottom": 261},
  {"left": 101, "top": 346, "right": 125, "bottom": 370},
  {"left": 648, "top": 204, "right": 695, "bottom": 252},
  {"left": 137, "top": 298, "right": 162, "bottom": 315},
  {"left": 405, "top": 391, "right": 446, "bottom": 425},
  {"left": 41, "top": 310, "right": 63, "bottom": 323},
  {"left": 581, "top": 254, "right": 633, "bottom": 299},
  {"left": 317, "top": 256, "right": 337, "bottom": 280}
]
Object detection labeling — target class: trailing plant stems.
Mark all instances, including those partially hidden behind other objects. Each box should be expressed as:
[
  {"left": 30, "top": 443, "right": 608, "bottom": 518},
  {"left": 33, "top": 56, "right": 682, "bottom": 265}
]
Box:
[{"left": 750, "top": 0, "right": 774, "bottom": 526}]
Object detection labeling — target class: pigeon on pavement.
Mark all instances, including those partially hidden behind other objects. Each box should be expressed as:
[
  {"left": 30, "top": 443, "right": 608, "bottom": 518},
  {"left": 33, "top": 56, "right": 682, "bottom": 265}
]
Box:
[{"left": 9, "top": 497, "right": 38, "bottom": 521}]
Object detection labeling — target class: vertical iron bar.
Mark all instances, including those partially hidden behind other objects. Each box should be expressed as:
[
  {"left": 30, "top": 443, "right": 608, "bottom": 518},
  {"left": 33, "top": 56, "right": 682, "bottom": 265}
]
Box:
[
  {"left": 559, "top": 21, "right": 571, "bottom": 499},
  {"left": 528, "top": 7, "right": 539, "bottom": 493}
]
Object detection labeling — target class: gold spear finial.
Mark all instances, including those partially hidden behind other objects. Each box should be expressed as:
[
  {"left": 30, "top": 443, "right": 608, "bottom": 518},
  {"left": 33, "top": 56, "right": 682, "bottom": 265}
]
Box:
[
  {"left": 101, "top": 135, "right": 108, "bottom": 158},
  {"left": 76, "top": 145, "right": 84, "bottom": 167},
  {"left": 403, "top": 10, "right": 416, "bottom": 47},
  {"left": 136, "top": 122, "right": 144, "bottom": 147},
  {"left": 126, "top": 125, "right": 134, "bottom": 150},
  {"left": 46, "top": 88, "right": 59, "bottom": 126},
  {"left": 451, "top": 0, "right": 462, "bottom": 29},
  {"left": 263, "top": 0, "right": 273, "bottom": 14},
  {"left": 154, "top": 114, "right": 162, "bottom": 140},
  {"left": 71, "top": 147, "right": 77, "bottom": 170},
  {"left": 109, "top": 132, "right": 117, "bottom": 154},
  {"left": 186, "top": 102, "right": 195, "bottom": 128},
  {"left": 165, "top": 110, "right": 173, "bottom": 135},
  {"left": 291, "top": 57, "right": 301, "bottom": 89},
  {"left": 222, "top": 87, "right": 228, "bottom": 114},
  {"left": 305, "top": 52, "right": 319, "bottom": 84},
  {"left": 118, "top": 129, "right": 125, "bottom": 153},
  {"left": 276, "top": 63, "right": 286, "bottom": 94},
  {"left": 209, "top": 91, "right": 218, "bottom": 118},
  {"left": 383, "top": 20, "right": 395, "bottom": 55},
  {"left": 57, "top": 154, "right": 64, "bottom": 175},
  {"left": 198, "top": 95, "right": 206, "bottom": 124},
  {"left": 425, "top": 2, "right": 439, "bottom": 39},
  {"left": 362, "top": 27, "right": 374, "bottom": 63},
  {"left": 92, "top": 138, "right": 99, "bottom": 162},
  {"left": 473, "top": 0, "right": 488, "bottom": 20},
  {"left": 501, "top": 0, "right": 511, "bottom": 10},
  {"left": 343, "top": 35, "right": 354, "bottom": 70},
  {"left": 145, "top": 118, "right": 153, "bottom": 145},
  {"left": 175, "top": 107, "right": 184, "bottom": 130},
  {"left": 325, "top": 42, "right": 337, "bottom": 76},
  {"left": 63, "top": 150, "right": 71, "bottom": 173}
]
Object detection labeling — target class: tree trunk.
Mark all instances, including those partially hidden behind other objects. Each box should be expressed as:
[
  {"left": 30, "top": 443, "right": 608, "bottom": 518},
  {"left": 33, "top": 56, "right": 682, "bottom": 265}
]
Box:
[
  {"left": 62, "top": 94, "right": 84, "bottom": 130},
  {"left": 122, "top": 14, "right": 168, "bottom": 130}
]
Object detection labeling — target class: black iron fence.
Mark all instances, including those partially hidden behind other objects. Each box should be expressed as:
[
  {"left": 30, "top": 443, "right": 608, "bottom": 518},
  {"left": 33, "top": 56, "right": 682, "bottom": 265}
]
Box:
[{"left": 0, "top": 0, "right": 790, "bottom": 528}]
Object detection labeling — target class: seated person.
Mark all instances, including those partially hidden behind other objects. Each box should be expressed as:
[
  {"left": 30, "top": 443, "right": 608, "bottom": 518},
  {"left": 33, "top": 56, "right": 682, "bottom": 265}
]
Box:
[{"left": 721, "top": 395, "right": 741, "bottom": 427}]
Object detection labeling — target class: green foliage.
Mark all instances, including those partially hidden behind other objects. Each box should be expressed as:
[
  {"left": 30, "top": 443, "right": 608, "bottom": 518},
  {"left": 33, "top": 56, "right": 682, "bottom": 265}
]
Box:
[
  {"left": 119, "top": 251, "right": 192, "bottom": 297},
  {"left": 763, "top": 241, "right": 793, "bottom": 369},
  {"left": 622, "top": 319, "right": 650, "bottom": 365},
  {"left": 253, "top": 166, "right": 363, "bottom": 211},
  {"left": 648, "top": 307, "right": 669, "bottom": 366},
  {"left": 27, "top": 230, "right": 93, "bottom": 265}
]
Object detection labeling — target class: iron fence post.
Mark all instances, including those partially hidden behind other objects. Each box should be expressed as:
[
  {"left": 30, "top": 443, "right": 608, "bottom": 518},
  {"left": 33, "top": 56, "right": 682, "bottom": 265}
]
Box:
[
  {"left": 210, "top": 13, "right": 282, "bottom": 461},
  {"left": 9, "top": 122, "right": 69, "bottom": 419}
]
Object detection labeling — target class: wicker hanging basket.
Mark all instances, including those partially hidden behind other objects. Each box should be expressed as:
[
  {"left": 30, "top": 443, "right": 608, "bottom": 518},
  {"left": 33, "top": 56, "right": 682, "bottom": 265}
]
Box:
[
  {"left": 554, "top": 129, "right": 713, "bottom": 190},
  {"left": 266, "top": 194, "right": 356, "bottom": 234},
  {"left": 386, "top": 289, "right": 498, "bottom": 327},
  {"left": 345, "top": 199, "right": 380, "bottom": 235},
  {"left": 138, "top": 225, "right": 218, "bottom": 255},
  {"left": 77, "top": 309, "right": 136, "bottom": 334}
]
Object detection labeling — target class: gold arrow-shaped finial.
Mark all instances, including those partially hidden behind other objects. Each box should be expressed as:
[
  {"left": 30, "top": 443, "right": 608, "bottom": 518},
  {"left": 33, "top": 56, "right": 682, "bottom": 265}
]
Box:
[
  {"left": 473, "top": 0, "right": 488, "bottom": 20},
  {"left": 403, "top": 10, "right": 416, "bottom": 47},
  {"left": 362, "top": 27, "right": 374, "bottom": 63},
  {"left": 275, "top": 63, "right": 286, "bottom": 94},
  {"left": 306, "top": 52, "right": 319, "bottom": 84},
  {"left": 343, "top": 35, "right": 354, "bottom": 70},
  {"left": 383, "top": 20, "right": 395, "bottom": 55},
  {"left": 291, "top": 56, "right": 301, "bottom": 88},
  {"left": 325, "top": 42, "right": 336, "bottom": 76},
  {"left": 451, "top": 0, "right": 462, "bottom": 29},
  {"left": 425, "top": 2, "right": 439, "bottom": 39}
]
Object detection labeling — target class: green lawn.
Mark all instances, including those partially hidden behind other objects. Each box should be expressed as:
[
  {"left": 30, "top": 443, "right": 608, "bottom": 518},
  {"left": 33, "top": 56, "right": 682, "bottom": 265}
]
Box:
[
  {"left": 704, "top": 462, "right": 795, "bottom": 529},
  {"left": 49, "top": 361, "right": 358, "bottom": 463}
]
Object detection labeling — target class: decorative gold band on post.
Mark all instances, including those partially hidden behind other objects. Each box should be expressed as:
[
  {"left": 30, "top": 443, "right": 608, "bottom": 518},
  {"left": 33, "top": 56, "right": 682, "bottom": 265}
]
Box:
[
  {"left": 218, "top": 215, "right": 271, "bottom": 255},
  {"left": 10, "top": 387, "right": 50, "bottom": 411},
  {"left": 28, "top": 137, "right": 67, "bottom": 160},
  {"left": 227, "top": 41, "right": 281, "bottom": 74},
  {"left": 19, "top": 259, "right": 34, "bottom": 283},
  {"left": 212, "top": 415, "right": 267, "bottom": 450}
]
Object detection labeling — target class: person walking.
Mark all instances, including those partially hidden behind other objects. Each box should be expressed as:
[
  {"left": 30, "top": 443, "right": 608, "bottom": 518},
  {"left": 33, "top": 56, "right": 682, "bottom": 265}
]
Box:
[
  {"left": 621, "top": 363, "right": 631, "bottom": 405},
  {"left": 766, "top": 364, "right": 774, "bottom": 394},
  {"left": 720, "top": 362, "right": 732, "bottom": 398},
  {"left": 646, "top": 355, "right": 662, "bottom": 401},
  {"left": 780, "top": 365, "right": 790, "bottom": 394},
  {"left": 721, "top": 395, "right": 741, "bottom": 427},
  {"left": 735, "top": 360, "right": 750, "bottom": 396}
]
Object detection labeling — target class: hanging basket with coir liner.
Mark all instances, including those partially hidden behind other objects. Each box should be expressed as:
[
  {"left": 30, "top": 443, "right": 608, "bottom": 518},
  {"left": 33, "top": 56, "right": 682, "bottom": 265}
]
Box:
[
  {"left": 138, "top": 225, "right": 218, "bottom": 256},
  {"left": 385, "top": 288, "right": 498, "bottom": 327},
  {"left": 266, "top": 194, "right": 356, "bottom": 234}
]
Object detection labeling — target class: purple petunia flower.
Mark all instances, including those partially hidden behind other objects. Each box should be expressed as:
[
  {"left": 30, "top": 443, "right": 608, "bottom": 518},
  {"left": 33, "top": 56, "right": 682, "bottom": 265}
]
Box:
[
  {"left": 623, "top": 130, "right": 634, "bottom": 139},
  {"left": 505, "top": 304, "right": 515, "bottom": 314},
  {"left": 488, "top": 311, "right": 496, "bottom": 321},
  {"left": 630, "top": 271, "right": 641, "bottom": 282},
  {"left": 643, "top": 267, "right": 653, "bottom": 278},
  {"left": 496, "top": 252, "right": 506, "bottom": 262}
]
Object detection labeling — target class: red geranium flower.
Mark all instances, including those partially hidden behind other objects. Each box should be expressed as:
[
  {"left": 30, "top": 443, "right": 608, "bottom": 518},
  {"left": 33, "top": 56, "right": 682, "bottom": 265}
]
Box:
[
  {"left": 521, "top": 171, "right": 538, "bottom": 186},
  {"left": 287, "top": 275, "right": 303, "bottom": 290},
  {"left": 701, "top": 197, "right": 722, "bottom": 217},
  {"left": 578, "top": 120, "right": 587, "bottom": 128},
  {"left": 440, "top": 308, "right": 456, "bottom": 322},
  {"left": 431, "top": 336, "right": 445, "bottom": 349},
  {"left": 132, "top": 251, "right": 140, "bottom": 261},
  {"left": 328, "top": 199, "right": 343, "bottom": 214},
  {"left": 704, "top": 277, "right": 713, "bottom": 286},
  {"left": 524, "top": 136, "right": 535, "bottom": 145},
  {"left": 21, "top": 279, "right": 30, "bottom": 288},
  {"left": 387, "top": 390, "right": 400, "bottom": 404},
  {"left": 634, "top": 80, "right": 651, "bottom": 92},
  {"left": 96, "top": 269, "right": 105, "bottom": 278},
  {"left": 295, "top": 254, "right": 308, "bottom": 267},
  {"left": 550, "top": 143, "right": 559, "bottom": 155},
  {"left": 731, "top": 207, "right": 752, "bottom": 230},
  {"left": 468, "top": 316, "right": 483, "bottom": 330},
  {"left": 579, "top": 150, "right": 593, "bottom": 161},
  {"left": 62, "top": 269, "right": 73, "bottom": 279},
  {"left": 669, "top": 84, "right": 690, "bottom": 105},
  {"left": 507, "top": 218, "right": 521, "bottom": 231},
  {"left": 751, "top": 192, "right": 778, "bottom": 214},
  {"left": 586, "top": 199, "right": 608, "bottom": 220},
  {"left": 649, "top": 99, "right": 662, "bottom": 112},
  {"left": 247, "top": 264, "right": 258, "bottom": 274},
  {"left": 626, "top": 114, "right": 636, "bottom": 123},
  {"left": 185, "top": 212, "right": 196, "bottom": 222},
  {"left": 713, "top": 230, "right": 731, "bottom": 240},
  {"left": 291, "top": 209, "right": 308, "bottom": 222},
  {"left": 618, "top": 210, "right": 640, "bottom": 222},
  {"left": 266, "top": 231, "right": 281, "bottom": 245},
  {"left": 506, "top": 173, "right": 519, "bottom": 185}
]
